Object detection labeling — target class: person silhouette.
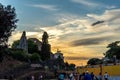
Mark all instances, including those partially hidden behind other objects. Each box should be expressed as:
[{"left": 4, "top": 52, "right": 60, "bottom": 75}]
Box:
[
  {"left": 84, "top": 71, "right": 92, "bottom": 80},
  {"left": 104, "top": 72, "right": 109, "bottom": 80}
]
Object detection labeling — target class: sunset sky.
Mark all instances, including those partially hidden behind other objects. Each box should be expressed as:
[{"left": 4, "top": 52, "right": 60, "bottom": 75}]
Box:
[{"left": 1, "top": 0, "right": 120, "bottom": 66}]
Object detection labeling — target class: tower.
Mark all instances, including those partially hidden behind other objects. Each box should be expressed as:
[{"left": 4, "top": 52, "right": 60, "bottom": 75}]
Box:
[{"left": 17, "top": 31, "right": 28, "bottom": 53}]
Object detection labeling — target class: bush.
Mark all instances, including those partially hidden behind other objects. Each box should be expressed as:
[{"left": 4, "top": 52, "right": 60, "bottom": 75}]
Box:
[
  {"left": 29, "top": 53, "right": 41, "bottom": 63},
  {"left": 11, "top": 49, "right": 28, "bottom": 61}
]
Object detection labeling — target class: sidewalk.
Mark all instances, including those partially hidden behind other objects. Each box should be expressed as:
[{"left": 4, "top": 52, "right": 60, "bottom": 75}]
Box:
[{"left": 109, "top": 76, "right": 120, "bottom": 80}]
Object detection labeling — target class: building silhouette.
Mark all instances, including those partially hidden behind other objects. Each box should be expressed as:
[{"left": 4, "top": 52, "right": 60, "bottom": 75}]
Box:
[
  {"left": 29, "top": 38, "right": 42, "bottom": 51},
  {"left": 17, "top": 31, "right": 28, "bottom": 53},
  {"left": 54, "top": 49, "right": 64, "bottom": 60},
  {"left": 17, "top": 31, "right": 64, "bottom": 62}
]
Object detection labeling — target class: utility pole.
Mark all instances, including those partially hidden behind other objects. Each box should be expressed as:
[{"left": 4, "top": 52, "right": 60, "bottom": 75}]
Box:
[{"left": 100, "top": 64, "right": 102, "bottom": 76}]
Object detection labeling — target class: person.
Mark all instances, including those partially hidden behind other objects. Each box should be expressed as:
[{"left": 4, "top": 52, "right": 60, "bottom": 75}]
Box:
[
  {"left": 58, "top": 73, "right": 64, "bottom": 80},
  {"left": 38, "top": 74, "right": 43, "bottom": 80},
  {"left": 104, "top": 72, "right": 109, "bottom": 80},
  {"left": 69, "top": 73, "right": 74, "bottom": 80},
  {"left": 74, "top": 73, "right": 79, "bottom": 80},
  {"left": 84, "top": 71, "right": 92, "bottom": 80},
  {"left": 79, "top": 72, "right": 85, "bottom": 80},
  {"left": 9, "top": 75, "right": 14, "bottom": 80},
  {"left": 31, "top": 75, "right": 35, "bottom": 80},
  {"left": 26, "top": 76, "right": 30, "bottom": 80},
  {"left": 4, "top": 75, "right": 8, "bottom": 79},
  {"left": 90, "top": 72, "right": 94, "bottom": 80},
  {"left": 97, "top": 72, "right": 102, "bottom": 80}
]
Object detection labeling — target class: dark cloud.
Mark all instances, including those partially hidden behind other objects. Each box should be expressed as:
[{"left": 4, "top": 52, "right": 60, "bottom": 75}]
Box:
[
  {"left": 70, "top": 36, "right": 115, "bottom": 46},
  {"left": 65, "top": 56, "right": 91, "bottom": 60},
  {"left": 91, "top": 21, "right": 104, "bottom": 26},
  {"left": 49, "top": 35, "right": 56, "bottom": 39}
]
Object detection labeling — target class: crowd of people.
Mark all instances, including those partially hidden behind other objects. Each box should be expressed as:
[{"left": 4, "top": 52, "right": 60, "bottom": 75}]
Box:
[
  {"left": 58, "top": 71, "right": 109, "bottom": 80},
  {"left": 2, "top": 71, "right": 109, "bottom": 80}
]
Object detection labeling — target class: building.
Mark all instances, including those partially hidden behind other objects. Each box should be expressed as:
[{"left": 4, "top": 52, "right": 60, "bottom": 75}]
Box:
[
  {"left": 29, "top": 38, "right": 42, "bottom": 51},
  {"left": 54, "top": 49, "right": 64, "bottom": 60},
  {"left": 17, "top": 31, "right": 28, "bottom": 53}
]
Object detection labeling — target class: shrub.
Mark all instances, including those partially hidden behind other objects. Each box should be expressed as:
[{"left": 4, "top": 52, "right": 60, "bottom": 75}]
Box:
[
  {"left": 29, "top": 53, "right": 41, "bottom": 63},
  {"left": 11, "top": 49, "right": 28, "bottom": 61}
]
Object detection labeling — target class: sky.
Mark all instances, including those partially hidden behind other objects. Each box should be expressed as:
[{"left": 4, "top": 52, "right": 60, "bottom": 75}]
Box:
[{"left": 1, "top": 0, "right": 120, "bottom": 66}]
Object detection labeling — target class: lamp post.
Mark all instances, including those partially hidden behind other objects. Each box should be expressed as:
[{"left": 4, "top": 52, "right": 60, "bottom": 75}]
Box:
[
  {"left": 100, "top": 64, "right": 102, "bottom": 76},
  {"left": 113, "top": 55, "right": 116, "bottom": 65}
]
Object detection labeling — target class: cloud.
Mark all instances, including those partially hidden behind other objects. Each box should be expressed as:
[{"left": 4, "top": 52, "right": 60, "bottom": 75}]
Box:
[
  {"left": 86, "top": 9, "right": 120, "bottom": 33},
  {"left": 39, "top": 9, "right": 120, "bottom": 45},
  {"left": 17, "top": 23, "right": 45, "bottom": 32},
  {"left": 71, "top": 0, "right": 98, "bottom": 7},
  {"left": 31, "top": 4, "right": 59, "bottom": 11},
  {"left": 70, "top": 35, "right": 117, "bottom": 46},
  {"left": 106, "top": 5, "right": 116, "bottom": 9},
  {"left": 87, "top": 9, "right": 120, "bottom": 22},
  {"left": 65, "top": 55, "right": 103, "bottom": 61},
  {"left": 65, "top": 56, "right": 90, "bottom": 60}
]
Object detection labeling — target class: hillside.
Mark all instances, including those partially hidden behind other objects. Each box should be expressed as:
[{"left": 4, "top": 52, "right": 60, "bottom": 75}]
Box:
[{"left": 0, "top": 55, "right": 28, "bottom": 78}]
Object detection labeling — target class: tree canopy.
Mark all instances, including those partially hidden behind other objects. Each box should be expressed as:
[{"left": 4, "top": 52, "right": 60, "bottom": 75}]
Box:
[
  {"left": 104, "top": 41, "right": 120, "bottom": 59},
  {"left": 0, "top": 3, "right": 18, "bottom": 47},
  {"left": 87, "top": 58, "right": 102, "bottom": 65}
]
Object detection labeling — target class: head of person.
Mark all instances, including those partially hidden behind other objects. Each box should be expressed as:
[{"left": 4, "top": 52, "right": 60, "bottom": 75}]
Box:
[
  {"left": 86, "top": 71, "right": 89, "bottom": 74},
  {"left": 91, "top": 72, "right": 93, "bottom": 74}
]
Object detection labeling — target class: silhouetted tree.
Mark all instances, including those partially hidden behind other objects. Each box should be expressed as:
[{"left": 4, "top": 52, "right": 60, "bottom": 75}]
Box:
[
  {"left": 27, "top": 39, "right": 39, "bottom": 54},
  {"left": 104, "top": 41, "right": 120, "bottom": 59},
  {"left": 69, "top": 63, "right": 76, "bottom": 70},
  {"left": 41, "top": 32, "right": 51, "bottom": 61},
  {"left": 10, "top": 49, "right": 28, "bottom": 61},
  {"left": 0, "top": 3, "right": 18, "bottom": 47},
  {"left": 12, "top": 40, "right": 20, "bottom": 48},
  {"left": 56, "top": 55, "right": 64, "bottom": 69},
  {"left": 64, "top": 62, "right": 69, "bottom": 70},
  {"left": 29, "top": 53, "right": 41, "bottom": 63},
  {"left": 0, "top": 3, "right": 18, "bottom": 62},
  {"left": 87, "top": 58, "right": 102, "bottom": 65}
]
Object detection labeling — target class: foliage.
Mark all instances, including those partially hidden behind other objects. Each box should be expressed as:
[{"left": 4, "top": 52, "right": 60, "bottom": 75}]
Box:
[
  {"left": 64, "top": 62, "right": 69, "bottom": 67},
  {"left": 27, "top": 39, "right": 39, "bottom": 54},
  {"left": 87, "top": 58, "right": 102, "bottom": 65},
  {"left": 11, "top": 39, "right": 41, "bottom": 62},
  {"left": 69, "top": 63, "right": 76, "bottom": 70},
  {"left": 0, "top": 3, "right": 18, "bottom": 47},
  {"left": 105, "top": 41, "right": 120, "bottom": 59},
  {"left": 12, "top": 39, "right": 39, "bottom": 54},
  {"left": 10, "top": 49, "right": 28, "bottom": 61},
  {"left": 12, "top": 40, "right": 20, "bottom": 48},
  {"left": 63, "top": 62, "right": 76, "bottom": 70},
  {"left": 29, "top": 53, "right": 41, "bottom": 62},
  {"left": 41, "top": 44, "right": 51, "bottom": 61},
  {"left": 56, "top": 55, "right": 64, "bottom": 69},
  {"left": 0, "top": 46, "right": 4, "bottom": 62}
]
